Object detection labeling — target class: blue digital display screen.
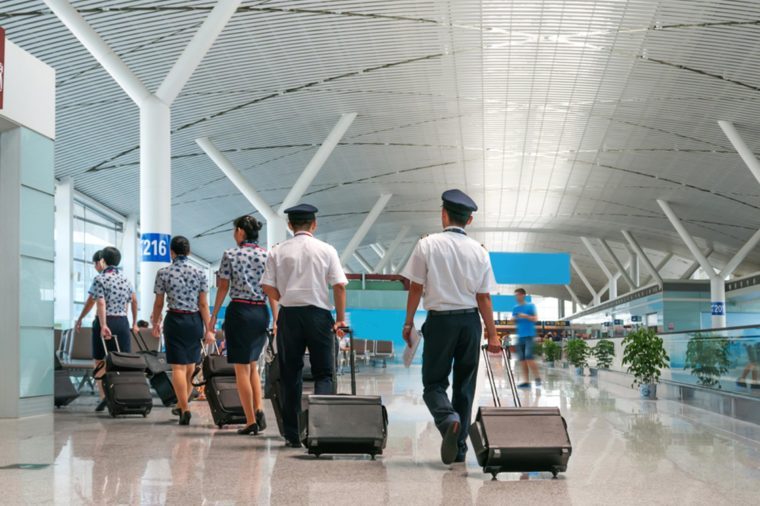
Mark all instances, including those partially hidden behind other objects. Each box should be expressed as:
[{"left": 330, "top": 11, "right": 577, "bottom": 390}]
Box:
[{"left": 489, "top": 252, "right": 571, "bottom": 285}]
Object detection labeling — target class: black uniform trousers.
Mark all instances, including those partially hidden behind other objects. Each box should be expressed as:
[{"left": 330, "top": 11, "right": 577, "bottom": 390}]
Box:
[
  {"left": 421, "top": 311, "right": 481, "bottom": 454},
  {"left": 276, "top": 305, "right": 336, "bottom": 442}
]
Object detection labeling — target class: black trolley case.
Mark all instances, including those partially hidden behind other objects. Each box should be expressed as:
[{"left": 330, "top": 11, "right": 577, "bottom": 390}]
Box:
[
  {"left": 132, "top": 330, "right": 177, "bottom": 407},
  {"left": 99, "top": 335, "right": 153, "bottom": 418},
  {"left": 199, "top": 343, "right": 247, "bottom": 428},
  {"left": 469, "top": 345, "right": 572, "bottom": 479},
  {"left": 300, "top": 328, "right": 388, "bottom": 459}
]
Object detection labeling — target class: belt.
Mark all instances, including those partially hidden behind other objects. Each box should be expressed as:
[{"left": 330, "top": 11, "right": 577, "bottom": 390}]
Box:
[
  {"left": 428, "top": 308, "right": 478, "bottom": 316},
  {"left": 231, "top": 299, "right": 266, "bottom": 305},
  {"left": 168, "top": 309, "right": 198, "bottom": 314}
]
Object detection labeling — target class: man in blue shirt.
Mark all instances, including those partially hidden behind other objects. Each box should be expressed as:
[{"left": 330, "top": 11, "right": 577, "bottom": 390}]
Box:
[{"left": 512, "top": 288, "right": 541, "bottom": 388}]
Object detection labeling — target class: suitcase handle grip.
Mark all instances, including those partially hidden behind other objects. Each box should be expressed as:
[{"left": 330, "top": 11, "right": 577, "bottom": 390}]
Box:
[{"left": 100, "top": 333, "right": 121, "bottom": 355}]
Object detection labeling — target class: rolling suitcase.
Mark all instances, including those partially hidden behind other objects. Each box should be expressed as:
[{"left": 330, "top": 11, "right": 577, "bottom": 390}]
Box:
[
  {"left": 132, "top": 330, "right": 176, "bottom": 407},
  {"left": 54, "top": 356, "right": 79, "bottom": 407},
  {"left": 200, "top": 344, "right": 247, "bottom": 428},
  {"left": 300, "top": 328, "right": 388, "bottom": 459},
  {"left": 469, "top": 345, "right": 572, "bottom": 479},
  {"left": 100, "top": 335, "right": 153, "bottom": 418}
]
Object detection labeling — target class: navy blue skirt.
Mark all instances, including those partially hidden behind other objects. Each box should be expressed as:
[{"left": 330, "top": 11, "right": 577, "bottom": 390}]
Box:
[
  {"left": 92, "top": 315, "right": 131, "bottom": 360},
  {"left": 163, "top": 311, "right": 204, "bottom": 365},
  {"left": 223, "top": 302, "right": 269, "bottom": 364}
]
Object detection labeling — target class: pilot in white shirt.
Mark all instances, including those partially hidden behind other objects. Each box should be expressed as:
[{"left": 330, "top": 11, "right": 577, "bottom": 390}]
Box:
[
  {"left": 401, "top": 189, "right": 500, "bottom": 465},
  {"left": 261, "top": 203, "right": 348, "bottom": 447}
]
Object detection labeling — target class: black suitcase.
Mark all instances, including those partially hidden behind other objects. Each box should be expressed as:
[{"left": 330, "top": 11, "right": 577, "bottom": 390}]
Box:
[
  {"left": 132, "top": 330, "right": 176, "bottom": 407},
  {"left": 200, "top": 344, "right": 246, "bottom": 428},
  {"left": 469, "top": 345, "right": 572, "bottom": 479},
  {"left": 300, "top": 328, "right": 388, "bottom": 458},
  {"left": 100, "top": 335, "right": 153, "bottom": 417},
  {"left": 54, "top": 359, "right": 79, "bottom": 407}
]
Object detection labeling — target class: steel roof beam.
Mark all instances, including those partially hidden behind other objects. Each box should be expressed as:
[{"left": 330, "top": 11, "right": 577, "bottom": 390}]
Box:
[
  {"left": 718, "top": 121, "right": 760, "bottom": 186},
  {"left": 353, "top": 253, "right": 373, "bottom": 274},
  {"left": 570, "top": 258, "right": 599, "bottom": 305},
  {"left": 600, "top": 239, "right": 636, "bottom": 289},
  {"left": 373, "top": 226, "right": 410, "bottom": 274},
  {"left": 621, "top": 231, "right": 663, "bottom": 288},
  {"left": 340, "top": 194, "right": 393, "bottom": 266},
  {"left": 680, "top": 248, "right": 712, "bottom": 279}
]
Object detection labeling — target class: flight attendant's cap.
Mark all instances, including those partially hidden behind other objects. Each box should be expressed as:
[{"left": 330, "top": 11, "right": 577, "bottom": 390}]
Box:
[
  {"left": 442, "top": 189, "right": 478, "bottom": 213},
  {"left": 283, "top": 203, "right": 318, "bottom": 220}
]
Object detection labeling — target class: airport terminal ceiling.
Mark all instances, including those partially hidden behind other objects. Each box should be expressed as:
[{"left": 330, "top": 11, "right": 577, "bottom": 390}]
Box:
[{"left": 3, "top": 0, "right": 760, "bottom": 302}]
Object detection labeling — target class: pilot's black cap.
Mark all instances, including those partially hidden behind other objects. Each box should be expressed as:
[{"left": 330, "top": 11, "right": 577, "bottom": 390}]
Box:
[
  {"left": 283, "top": 203, "right": 318, "bottom": 221},
  {"left": 442, "top": 189, "right": 478, "bottom": 214}
]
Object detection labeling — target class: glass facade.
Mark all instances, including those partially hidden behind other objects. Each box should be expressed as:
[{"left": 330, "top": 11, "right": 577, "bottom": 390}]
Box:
[{"left": 71, "top": 201, "right": 123, "bottom": 321}]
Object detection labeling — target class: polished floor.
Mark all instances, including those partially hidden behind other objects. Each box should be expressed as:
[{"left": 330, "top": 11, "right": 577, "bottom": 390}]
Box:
[{"left": 1, "top": 361, "right": 759, "bottom": 505}]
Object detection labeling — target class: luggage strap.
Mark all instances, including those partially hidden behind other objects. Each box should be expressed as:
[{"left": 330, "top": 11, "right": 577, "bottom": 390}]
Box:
[{"left": 481, "top": 344, "right": 522, "bottom": 408}]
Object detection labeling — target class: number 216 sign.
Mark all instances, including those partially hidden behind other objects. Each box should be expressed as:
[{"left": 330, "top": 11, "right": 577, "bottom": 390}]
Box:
[{"left": 141, "top": 233, "right": 171, "bottom": 262}]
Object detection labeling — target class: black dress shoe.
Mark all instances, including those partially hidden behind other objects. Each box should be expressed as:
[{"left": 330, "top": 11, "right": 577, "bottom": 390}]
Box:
[
  {"left": 284, "top": 439, "right": 302, "bottom": 448},
  {"left": 441, "top": 421, "right": 460, "bottom": 465},
  {"left": 171, "top": 407, "right": 181, "bottom": 417},
  {"left": 237, "top": 423, "right": 259, "bottom": 435},
  {"left": 95, "top": 399, "right": 107, "bottom": 412},
  {"left": 179, "top": 411, "right": 192, "bottom": 426},
  {"left": 256, "top": 410, "right": 267, "bottom": 431}
]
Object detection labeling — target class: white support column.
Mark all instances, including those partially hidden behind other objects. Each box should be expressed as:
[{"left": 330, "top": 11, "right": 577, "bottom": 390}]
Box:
[
  {"left": 720, "top": 228, "right": 760, "bottom": 278},
  {"left": 600, "top": 239, "right": 636, "bottom": 289},
  {"left": 564, "top": 284, "right": 582, "bottom": 308},
  {"left": 353, "top": 253, "right": 373, "bottom": 274},
  {"left": 621, "top": 230, "right": 663, "bottom": 288},
  {"left": 121, "top": 214, "right": 139, "bottom": 293},
  {"left": 279, "top": 113, "right": 357, "bottom": 213},
  {"left": 680, "top": 248, "right": 711, "bottom": 280},
  {"left": 718, "top": 120, "right": 760, "bottom": 186},
  {"left": 626, "top": 245, "right": 640, "bottom": 287},
  {"left": 395, "top": 240, "right": 418, "bottom": 275},
  {"left": 581, "top": 237, "right": 616, "bottom": 299},
  {"left": 570, "top": 258, "right": 599, "bottom": 305},
  {"left": 340, "top": 194, "right": 393, "bottom": 266},
  {"left": 370, "top": 243, "right": 386, "bottom": 259},
  {"left": 639, "top": 252, "right": 672, "bottom": 285},
  {"left": 45, "top": 0, "right": 241, "bottom": 319},
  {"left": 656, "top": 200, "right": 725, "bottom": 327},
  {"left": 54, "top": 178, "right": 74, "bottom": 328},
  {"left": 195, "top": 136, "right": 287, "bottom": 248},
  {"left": 373, "top": 226, "right": 409, "bottom": 273}
]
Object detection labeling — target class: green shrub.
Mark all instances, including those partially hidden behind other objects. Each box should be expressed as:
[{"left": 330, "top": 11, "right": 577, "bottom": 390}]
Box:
[
  {"left": 622, "top": 328, "right": 670, "bottom": 387},
  {"left": 543, "top": 340, "right": 562, "bottom": 362},
  {"left": 533, "top": 340, "right": 544, "bottom": 359},
  {"left": 566, "top": 339, "right": 590, "bottom": 368},
  {"left": 593, "top": 339, "right": 616, "bottom": 369},
  {"left": 684, "top": 334, "right": 729, "bottom": 388}
]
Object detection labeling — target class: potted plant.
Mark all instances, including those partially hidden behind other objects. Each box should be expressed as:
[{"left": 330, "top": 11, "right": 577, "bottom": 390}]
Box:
[
  {"left": 684, "top": 333, "right": 729, "bottom": 388},
  {"left": 565, "top": 338, "right": 589, "bottom": 376},
  {"left": 542, "top": 340, "right": 561, "bottom": 367},
  {"left": 590, "top": 339, "right": 616, "bottom": 376},
  {"left": 622, "top": 328, "right": 670, "bottom": 399},
  {"left": 533, "top": 340, "right": 544, "bottom": 362}
]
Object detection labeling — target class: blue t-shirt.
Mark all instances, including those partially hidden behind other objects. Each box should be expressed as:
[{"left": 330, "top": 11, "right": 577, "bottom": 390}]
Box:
[{"left": 513, "top": 303, "right": 537, "bottom": 338}]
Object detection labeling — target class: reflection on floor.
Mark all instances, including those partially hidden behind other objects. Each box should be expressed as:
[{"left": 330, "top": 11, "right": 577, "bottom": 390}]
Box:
[{"left": 1, "top": 363, "right": 759, "bottom": 505}]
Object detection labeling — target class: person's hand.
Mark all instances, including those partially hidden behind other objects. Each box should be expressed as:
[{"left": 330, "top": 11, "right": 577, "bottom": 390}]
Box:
[
  {"left": 402, "top": 324, "right": 413, "bottom": 347},
  {"left": 208, "top": 316, "right": 217, "bottom": 334},
  {"left": 333, "top": 321, "right": 348, "bottom": 337},
  {"left": 75, "top": 318, "right": 83, "bottom": 332},
  {"left": 131, "top": 324, "right": 140, "bottom": 336},
  {"left": 271, "top": 324, "right": 277, "bottom": 337},
  {"left": 486, "top": 339, "right": 502, "bottom": 354},
  {"left": 101, "top": 326, "right": 112, "bottom": 340},
  {"left": 204, "top": 331, "right": 216, "bottom": 345},
  {"left": 152, "top": 324, "right": 161, "bottom": 339}
]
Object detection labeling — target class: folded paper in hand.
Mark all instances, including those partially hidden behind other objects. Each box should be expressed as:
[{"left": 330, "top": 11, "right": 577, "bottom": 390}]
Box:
[{"left": 403, "top": 326, "right": 421, "bottom": 368}]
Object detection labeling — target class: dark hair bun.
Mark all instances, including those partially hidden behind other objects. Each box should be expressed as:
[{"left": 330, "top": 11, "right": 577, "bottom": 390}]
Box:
[{"left": 234, "top": 215, "right": 262, "bottom": 241}]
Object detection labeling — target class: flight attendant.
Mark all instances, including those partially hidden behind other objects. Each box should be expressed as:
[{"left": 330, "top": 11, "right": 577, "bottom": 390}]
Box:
[
  {"left": 74, "top": 250, "right": 104, "bottom": 332},
  {"left": 151, "top": 236, "right": 212, "bottom": 425},
  {"left": 91, "top": 246, "right": 139, "bottom": 412},
  {"left": 401, "top": 189, "right": 500, "bottom": 465},
  {"left": 261, "top": 204, "right": 348, "bottom": 448},
  {"left": 208, "top": 216, "right": 278, "bottom": 435}
]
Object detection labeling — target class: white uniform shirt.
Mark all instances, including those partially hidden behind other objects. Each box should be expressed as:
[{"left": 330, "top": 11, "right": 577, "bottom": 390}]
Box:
[
  {"left": 401, "top": 227, "right": 495, "bottom": 311},
  {"left": 261, "top": 232, "right": 348, "bottom": 310}
]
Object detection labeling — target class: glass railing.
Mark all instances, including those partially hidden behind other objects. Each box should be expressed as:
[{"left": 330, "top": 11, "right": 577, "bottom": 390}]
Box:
[{"left": 661, "top": 325, "right": 760, "bottom": 396}]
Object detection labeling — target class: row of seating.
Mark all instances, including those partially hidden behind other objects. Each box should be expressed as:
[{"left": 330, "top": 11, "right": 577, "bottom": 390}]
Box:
[{"left": 348, "top": 338, "right": 395, "bottom": 368}]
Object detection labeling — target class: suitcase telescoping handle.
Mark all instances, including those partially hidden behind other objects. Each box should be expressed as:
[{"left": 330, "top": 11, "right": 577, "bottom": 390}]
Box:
[
  {"left": 131, "top": 329, "right": 151, "bottom": 353},
  {"left": 100, "top": 333, "right": 122, "bottom": 354},
  {"left": 481, "top": 344, "right": 522, "bottom": 408},
  {"left": 337, "top": 326, "right": 357, "bottom": 396}
]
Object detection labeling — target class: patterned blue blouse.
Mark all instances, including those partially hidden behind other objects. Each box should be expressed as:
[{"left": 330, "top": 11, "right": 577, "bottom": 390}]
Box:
[
  {"left": 154, "top": 256, "right": 208, "bottom": 312},
  {"left": 88, "top": 267, "right": 134, "bottom": 316},
  {"left": 218, "top": 242, "right": 268, "bottom": 301}
]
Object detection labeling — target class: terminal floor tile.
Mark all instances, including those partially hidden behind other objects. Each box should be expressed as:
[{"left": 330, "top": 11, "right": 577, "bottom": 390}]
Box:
[{"left": 1, "top": 364, "right": 758, "bottom": 505}]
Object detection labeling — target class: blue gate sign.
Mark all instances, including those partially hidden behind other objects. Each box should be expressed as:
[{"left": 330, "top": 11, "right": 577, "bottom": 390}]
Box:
[
  {"left": 711, "top": 302, "right": 725, "bottom": 316},
  {"left": 141, "top": 233, "right": 171, "bottom": 262}
]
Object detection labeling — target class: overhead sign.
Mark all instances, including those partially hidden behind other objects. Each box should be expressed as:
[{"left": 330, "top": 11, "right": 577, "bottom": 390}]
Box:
[
  {"left": 711, "top": 302, "right": 725, "bottom": 316},
  {"left": 631, "top": 315, "right": 642, "bottom": 322},
  {"left": 0, "top": 27, "right": 5, "bottom": 109},
  {"left": 141, "top": 233, "right": 171, "bottom": 262},
  {"left": 489, "top": 252, "right": 571, "bottom": 285},
  {"left": 613, "top": 319, "right": 624, "bottom": 325}
]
